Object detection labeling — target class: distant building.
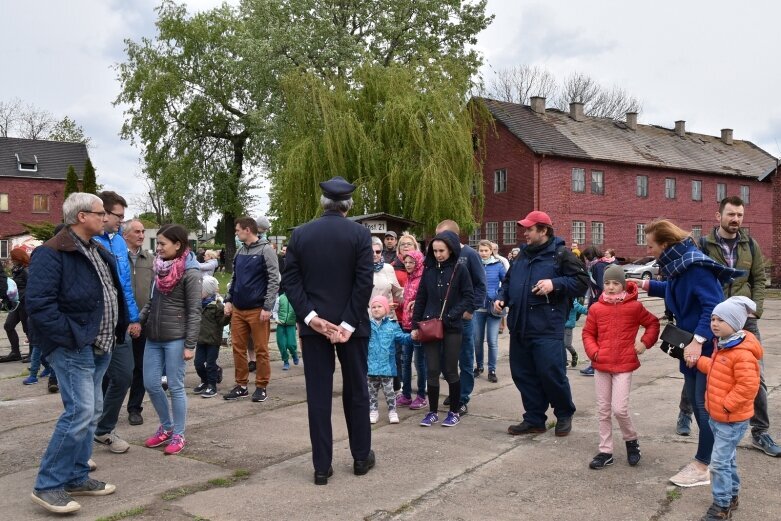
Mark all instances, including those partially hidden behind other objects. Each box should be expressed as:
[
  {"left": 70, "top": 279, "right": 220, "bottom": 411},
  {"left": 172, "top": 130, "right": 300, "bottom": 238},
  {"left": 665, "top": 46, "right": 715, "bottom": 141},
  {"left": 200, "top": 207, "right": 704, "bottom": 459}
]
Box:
[{"left": 0, "top": 137, "right": 89, "bottom": 257}]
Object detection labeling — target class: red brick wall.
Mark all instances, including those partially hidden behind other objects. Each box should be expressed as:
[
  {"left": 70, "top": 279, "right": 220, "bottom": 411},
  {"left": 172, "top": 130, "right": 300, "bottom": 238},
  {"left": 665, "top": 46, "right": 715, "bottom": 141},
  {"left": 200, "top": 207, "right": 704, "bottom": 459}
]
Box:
[{"left": 0, "top": 177, "right": 65, "bottom": 237}]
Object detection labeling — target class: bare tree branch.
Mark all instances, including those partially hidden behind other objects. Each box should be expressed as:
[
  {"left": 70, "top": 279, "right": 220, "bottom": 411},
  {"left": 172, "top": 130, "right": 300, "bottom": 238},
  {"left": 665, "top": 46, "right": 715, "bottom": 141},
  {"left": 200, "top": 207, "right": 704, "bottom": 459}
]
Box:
[
  {"left": 0, "top": 98, "right": 22, "bottom": 137},
  {"left": 18, "top": 104, "right": 55, "bottom": 139}
]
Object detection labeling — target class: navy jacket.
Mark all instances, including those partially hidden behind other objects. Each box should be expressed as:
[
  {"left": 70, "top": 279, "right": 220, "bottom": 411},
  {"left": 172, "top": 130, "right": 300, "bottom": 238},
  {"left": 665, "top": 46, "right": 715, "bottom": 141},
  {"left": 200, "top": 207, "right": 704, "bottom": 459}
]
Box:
[
  {"left": 284, "top": 210, "right": 374, "bottom": 338},
  {"left": 26, "top": 227, "right": 128, "bottom": 356},
  {"left": 460, "top": 244, "right": 486, "bottom": 313}
]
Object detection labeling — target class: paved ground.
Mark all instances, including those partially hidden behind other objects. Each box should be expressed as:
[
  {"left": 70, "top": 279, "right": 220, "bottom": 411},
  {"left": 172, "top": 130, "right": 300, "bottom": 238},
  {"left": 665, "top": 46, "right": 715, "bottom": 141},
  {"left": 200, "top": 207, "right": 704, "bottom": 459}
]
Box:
[{"left": 0, "top": 295, "right": 779, "bottom": 521}]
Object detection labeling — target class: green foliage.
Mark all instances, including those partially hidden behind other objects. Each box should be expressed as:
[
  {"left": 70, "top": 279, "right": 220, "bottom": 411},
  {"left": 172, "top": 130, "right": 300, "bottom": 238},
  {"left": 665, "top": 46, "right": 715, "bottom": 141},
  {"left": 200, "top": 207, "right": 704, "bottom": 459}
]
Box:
[
  {"left": 22, "top": 221, "right": 58, "bottom": 241},
  {"left": 63, "top": 165, "right": 79, "bottom": 199},
  {"left": 49, "top": 116, "right": 92, "bottom": 146},
  {"left": 82, "top": 158, "right": 97, "bottom": 194},
  {"left": 136, "top": 211, "right": 162, "bottom": 226}
]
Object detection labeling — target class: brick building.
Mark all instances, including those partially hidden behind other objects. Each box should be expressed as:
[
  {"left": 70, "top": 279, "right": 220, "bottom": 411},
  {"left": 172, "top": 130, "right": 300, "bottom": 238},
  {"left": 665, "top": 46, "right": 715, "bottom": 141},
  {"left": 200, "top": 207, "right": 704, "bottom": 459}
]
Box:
[
  {"left": 474, "top": 96, "right": 781, "bottom": 277},
  {"left": 0, "top": 137, "right": 89, "bottom": 257}
]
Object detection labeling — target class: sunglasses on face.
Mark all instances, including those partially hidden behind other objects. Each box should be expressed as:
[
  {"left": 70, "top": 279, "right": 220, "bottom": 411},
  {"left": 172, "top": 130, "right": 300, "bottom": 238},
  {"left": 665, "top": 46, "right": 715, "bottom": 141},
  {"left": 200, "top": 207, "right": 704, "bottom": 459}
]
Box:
[{"left": 373, "top": 249, "right": 382, "bottom": 254}]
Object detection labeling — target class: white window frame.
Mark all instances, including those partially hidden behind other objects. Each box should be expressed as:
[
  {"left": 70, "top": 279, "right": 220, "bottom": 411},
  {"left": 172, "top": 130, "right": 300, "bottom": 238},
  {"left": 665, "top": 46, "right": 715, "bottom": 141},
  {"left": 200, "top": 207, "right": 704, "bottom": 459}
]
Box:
[
  {"left": 494, "top": 169, "right": 507, "bottom": 193},
  {"left": 591, "top": 170, "right": 604, "bottom": 195},
  {"left": 572, "top": 221, "right": 586, "bottom": 244},
  {"left": 502, "top": 220, "right": 516, "bottom": 245},
  {"left": 636, "top": 223, "right": 646, "bottom": 245},
  {"left": 665, "top": 178, "right": 676, "bottom": 199},
  {"left": 571, "top": 168, "right": 585, "bottom": 193},
  {"left": 636, "top": 175, "right": 648, "bottom": 197},
  {"left": 740, "top": 185, "right": 750, "bottom": 205},
  {"left": 591, "top": 221, "right": 604, "bottom": 246},
  {"left": 485, "top": 221, "right": 498, "bottom": 243},
  {"left": 716, "top": 183, "right": 726, "bottom": 202},
  {"left": 468, "top": 228, "right": 480, "bottom": 248},
  {"left": 692, "top": 180, "right": 702, "bottom": 201}
]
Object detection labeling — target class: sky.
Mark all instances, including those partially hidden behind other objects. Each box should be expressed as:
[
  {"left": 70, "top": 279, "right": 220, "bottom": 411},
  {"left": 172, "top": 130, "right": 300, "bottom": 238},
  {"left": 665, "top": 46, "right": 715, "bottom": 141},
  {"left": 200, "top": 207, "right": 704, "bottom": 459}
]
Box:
[{"left": 1, "top": 0, "right": 780, "bottom": 223}]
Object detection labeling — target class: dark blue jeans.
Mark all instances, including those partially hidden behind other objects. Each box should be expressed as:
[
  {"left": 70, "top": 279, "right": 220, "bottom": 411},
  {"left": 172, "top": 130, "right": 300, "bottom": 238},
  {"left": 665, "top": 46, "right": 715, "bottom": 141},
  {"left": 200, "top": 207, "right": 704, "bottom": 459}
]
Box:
[
  {"left": 401, "top": 335, "right": 426, "bottom": 400},
  {"left": 683, "top": 369, "right": 713, "bottom": 465},
  {"left": 195, "top": 343, "right": 220, "bottom": 385},
  {"left": 458, "top": 317, "right": 475, "bottom": 404},
  {"left": 96, "top": 336, "right": 133, "bottom": 436},
  {"left": 509, "top": 332, "right": 576, "bottom": 426}
]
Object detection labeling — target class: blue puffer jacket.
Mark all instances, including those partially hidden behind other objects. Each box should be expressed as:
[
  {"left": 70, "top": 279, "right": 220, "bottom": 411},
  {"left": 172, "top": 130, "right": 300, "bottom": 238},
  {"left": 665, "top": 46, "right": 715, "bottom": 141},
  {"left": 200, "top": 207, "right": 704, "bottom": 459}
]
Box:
[
  {"left": 95, "top": 229, "right": 139, "bottom": 323},
  {"left": 481, "top": 257, "right": 506, "bottom": 308},
  {"left": 565, "top": 298, "right": 589, "bottom": 329},
  {"left": 368, "top": 317, "right": 411, "bottom": 376}
]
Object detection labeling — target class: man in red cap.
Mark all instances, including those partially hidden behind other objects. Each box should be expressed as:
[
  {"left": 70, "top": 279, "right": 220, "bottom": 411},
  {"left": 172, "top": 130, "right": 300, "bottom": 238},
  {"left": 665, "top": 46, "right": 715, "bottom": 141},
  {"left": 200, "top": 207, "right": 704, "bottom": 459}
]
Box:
[{"left": 495, "top": 210, "right": 588, "bottom": 437}]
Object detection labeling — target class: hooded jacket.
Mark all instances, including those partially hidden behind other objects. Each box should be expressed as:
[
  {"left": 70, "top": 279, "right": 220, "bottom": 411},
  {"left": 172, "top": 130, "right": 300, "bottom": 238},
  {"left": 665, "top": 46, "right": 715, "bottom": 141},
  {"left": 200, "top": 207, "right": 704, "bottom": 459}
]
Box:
[
  {"left": 368, "top": 316, "right": 412, "bottom": 376},
  {"left": 582, "top": 281, "right": 660, "bottom": 373},
  {"left": 401, "top": 250, "right": 424, "bottom": 330},
  {"left": 480, "top": 256, "right": 506, "bottom": 308},
  {"left": 95, "top": 230, "right": 140, "bottom": 323},
  {"left": 697, "top": 331, "right": 762, "bottom": 423},
  {"left": 412, "top": 231, "right": 474, "bottom": 334},
  {"left": 225, "top": 238, "right": 280, "bottom": 311}
]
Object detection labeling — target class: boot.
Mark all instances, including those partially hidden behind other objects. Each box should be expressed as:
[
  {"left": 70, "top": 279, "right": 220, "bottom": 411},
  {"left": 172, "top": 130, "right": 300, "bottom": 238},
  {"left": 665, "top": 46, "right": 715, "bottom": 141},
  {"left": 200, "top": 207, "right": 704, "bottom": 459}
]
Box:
[
  {"left": 0, "top": 351, "right": 22, "bottom": 363},
  {"left": 626, "top": 439, "right": 641, "bottom": 466}
]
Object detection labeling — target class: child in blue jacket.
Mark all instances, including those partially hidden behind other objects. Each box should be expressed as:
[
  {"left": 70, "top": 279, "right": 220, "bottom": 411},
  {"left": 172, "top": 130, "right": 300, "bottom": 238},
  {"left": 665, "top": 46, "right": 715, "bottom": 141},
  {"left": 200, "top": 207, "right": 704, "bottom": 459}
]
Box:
[
  {"left": 564, "top": 298, "right": 589, "bottom": 367},
  {"left": 368, "top": 295, "right": 411, "bottom": 425}
]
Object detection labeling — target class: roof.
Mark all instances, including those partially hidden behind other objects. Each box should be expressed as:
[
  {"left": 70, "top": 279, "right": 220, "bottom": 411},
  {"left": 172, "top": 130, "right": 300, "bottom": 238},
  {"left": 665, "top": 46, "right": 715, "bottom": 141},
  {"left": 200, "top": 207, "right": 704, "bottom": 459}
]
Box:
[
  {"left": 347, "top": 212, "right": 421, "bottom": 227},
  {"left": 478, "top": 98, "right": 779, "bottom": 179},
  {"left": 0, "top": 137, "right": 89, "bottom": 180}
]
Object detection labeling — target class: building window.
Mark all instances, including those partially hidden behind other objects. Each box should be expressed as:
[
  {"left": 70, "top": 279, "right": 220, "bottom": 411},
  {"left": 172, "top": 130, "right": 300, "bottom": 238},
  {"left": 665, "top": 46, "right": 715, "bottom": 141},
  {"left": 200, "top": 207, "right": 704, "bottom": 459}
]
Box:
[
  {"left": 740, "top": 185, "right": 750, "bottom": 204},
  {"left": 691, "top": 225, "right": 702, "bottom": 240},
  {"left": 636, "top": 176, "right": 648, "bottom": 197},
  {"left": 591, "top": 170, "right": 604, "bottom": 195},
  {"left": 692, "top": 180, "right": 702, "bottom": 201},
  {"left": 591, "top": 221, "right": 604, "bottom": 245},
  {"left": 572, "top": 221, "right": 586, "bottom": 244},
  {"left": 468, "top": 228, "right": 480, "bottom": 248},
  {"left": 15, "top": 154, "right": 38, "bottom": 172},
  {"left": 485, "top": 221, "right": 498, "bottom": 243},
  {"left": 494, "top": 169, "right": 507, "bottom": 193},
  {"left": 572, "top": 168, "right": 585, "bottom": 192},
  {"left": 0, "top": 193, "right": 8, "bottom": 212},
  {"left": 716, "top": 183, "right": 726, "bottom": 202},
  {"left": 0, "top": 240, "right": 8, "bottom": 259},
  {"left": 503, "top": 221, "right": 516, "bottom": 245},
  {"left": 636, "top": 224, "right": 646, "bottom": 245},
  {"left": 665, "top": 178, "right": 676, "bottom": 199},
  {"left": 33, "top": 194, "right": 50, "bottom": 213}
]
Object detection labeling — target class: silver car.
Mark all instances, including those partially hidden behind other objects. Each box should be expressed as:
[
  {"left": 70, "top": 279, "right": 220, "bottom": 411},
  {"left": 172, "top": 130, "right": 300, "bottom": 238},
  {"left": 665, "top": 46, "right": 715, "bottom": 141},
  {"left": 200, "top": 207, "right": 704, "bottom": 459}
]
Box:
[{"left": 622, "top": 256, "right": 660, "bottom": 280}]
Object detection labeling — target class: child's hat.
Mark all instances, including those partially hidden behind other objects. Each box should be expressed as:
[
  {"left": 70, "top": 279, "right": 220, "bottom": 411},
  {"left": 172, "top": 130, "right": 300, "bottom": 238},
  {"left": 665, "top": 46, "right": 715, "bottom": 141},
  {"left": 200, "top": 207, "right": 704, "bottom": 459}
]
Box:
[
  {"left": 202, "top": 275, "right": 219, "bottom": 297},
  {"left": 603, "top": 265, "right": 626, "bottom": 287},
  {"left": 712, "top": 296, "right": 756, "bottom": 332},
  {"left": 369, "top": 295, "right": 390, "bottom": 314}
]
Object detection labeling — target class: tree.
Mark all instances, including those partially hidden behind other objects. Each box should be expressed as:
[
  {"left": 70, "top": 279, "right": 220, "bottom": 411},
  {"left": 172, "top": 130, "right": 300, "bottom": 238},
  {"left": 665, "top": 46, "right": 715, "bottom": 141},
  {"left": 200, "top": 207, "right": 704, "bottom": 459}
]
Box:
[
  {"left": 484, "top": 64, "right": 557, "bottom": 106},
  {"left": 22, "top": 221, "right": 58, "bottom": 241},
  {"left": 49, "top": 116, "right": 92, "bottom": 146},
  {"left": 82, "top": 158, "right": 98, "bottom": 194},
  {"left": 63, "top": 165, "right": 80, "bottom": 198},
  {"left": 0, "top": 98, "right": 22, "bottom": 137},
  {"left": 17, "top": 104, "right": 55, "bottom": 140}
]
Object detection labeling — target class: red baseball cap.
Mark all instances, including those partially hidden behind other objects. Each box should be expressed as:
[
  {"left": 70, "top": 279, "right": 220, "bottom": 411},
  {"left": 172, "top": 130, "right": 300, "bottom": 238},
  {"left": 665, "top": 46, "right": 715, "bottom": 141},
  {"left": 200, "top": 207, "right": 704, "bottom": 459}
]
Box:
[{"left": 518, "top": 210, "right": 552, "bottom": 228}]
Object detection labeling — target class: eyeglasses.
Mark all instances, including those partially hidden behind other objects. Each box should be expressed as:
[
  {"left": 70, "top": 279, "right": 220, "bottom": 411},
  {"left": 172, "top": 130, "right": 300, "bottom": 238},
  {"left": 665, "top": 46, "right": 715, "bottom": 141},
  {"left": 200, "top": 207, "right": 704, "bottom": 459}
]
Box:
[
  {"left": 372, "top": 249, "right": 382, "bottom": 254},
  {"left": 81, "top": 210, "right": 107, "bottom": 217},
  {"left": 108, "top": 210, "right": 125, "bottom": 220}
]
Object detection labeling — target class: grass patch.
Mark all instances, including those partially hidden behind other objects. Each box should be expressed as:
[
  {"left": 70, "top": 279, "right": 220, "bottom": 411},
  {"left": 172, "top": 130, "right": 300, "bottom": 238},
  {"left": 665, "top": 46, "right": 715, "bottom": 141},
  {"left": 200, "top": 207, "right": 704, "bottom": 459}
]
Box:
[
  {"left": 214, "top": 271, "right": 231, "bottom": 294},
  {"left": 666, "top": 489, "right": 682, "bottom": 501},
  {"left": 162, "top": 469, "right": 251, "bottom": 501},
  {"left": 546, "top": 420, "right": 556, "bottom": 430},
  {"left": 95, "top": 506, "right": 145, "bottom": 521}
]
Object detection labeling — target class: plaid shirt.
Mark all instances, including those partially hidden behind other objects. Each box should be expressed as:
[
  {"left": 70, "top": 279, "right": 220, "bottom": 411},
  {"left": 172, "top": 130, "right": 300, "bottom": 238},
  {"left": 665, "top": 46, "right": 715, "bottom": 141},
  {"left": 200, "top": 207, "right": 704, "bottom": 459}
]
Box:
[
  {"left": 714, "top": 233, "right": 738, "bottom": 269},
  {"left": 70, "top": 230, "right": 119, "bottom": 352}
]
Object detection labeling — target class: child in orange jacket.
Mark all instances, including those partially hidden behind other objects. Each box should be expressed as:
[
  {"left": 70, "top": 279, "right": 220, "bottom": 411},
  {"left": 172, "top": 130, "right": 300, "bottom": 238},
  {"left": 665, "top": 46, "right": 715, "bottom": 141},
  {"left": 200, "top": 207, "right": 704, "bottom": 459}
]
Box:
[{"left": 696, "top": 296, "right": 762, "bottom": 521}]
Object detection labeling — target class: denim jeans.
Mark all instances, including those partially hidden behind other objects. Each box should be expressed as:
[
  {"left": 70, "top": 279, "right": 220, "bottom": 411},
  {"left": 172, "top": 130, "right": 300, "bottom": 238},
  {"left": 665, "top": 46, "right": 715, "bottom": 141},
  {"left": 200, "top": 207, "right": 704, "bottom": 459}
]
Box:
[
  {"left": 401, "top": 336, "right": 426, "bottom": 400},
  {"left": 144, "top": 338, "right": 187, "bottom": 436},
  {"left": 29, "top": 345, "right": 53, "bottom": 378},
  {"left": 97, "top": 336, "right": 133, "bottom": 436},
  {"left": 458, "top": 317, "right": 475, "bottom": 404},
  {"left": 127, "top": 332, "right": 147, "bottom": 414},
  {"left": 683, "top": 369, "right": 713, "bottom": 465},
  {"left": 709, "top": 419, "right": 749, "bottom": 508},
  {"left": 34, "top": 346, "right": 112, "bottom": 491},
  {"left": 473, "top": 310, "right": 500, "bottom": 372}
]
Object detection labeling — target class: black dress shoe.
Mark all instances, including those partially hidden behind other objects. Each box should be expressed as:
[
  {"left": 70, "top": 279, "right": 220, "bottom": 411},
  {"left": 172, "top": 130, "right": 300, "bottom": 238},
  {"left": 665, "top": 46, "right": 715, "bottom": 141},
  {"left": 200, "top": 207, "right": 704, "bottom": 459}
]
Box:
[
  {"left": 314, "top": 466, "right": 333, "bottom": 485},
  {"left": 0, "top": 352, "right": 22, "bottom": 363},
  {"left": 353, "top": 450, "right": 376, "bottom": 476}
]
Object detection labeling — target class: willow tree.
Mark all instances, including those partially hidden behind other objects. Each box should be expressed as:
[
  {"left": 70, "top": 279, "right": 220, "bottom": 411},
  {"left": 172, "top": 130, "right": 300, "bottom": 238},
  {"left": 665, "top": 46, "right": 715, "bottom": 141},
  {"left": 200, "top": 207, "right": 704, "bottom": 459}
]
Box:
[{"left": 271, "top": 61, "right": 486, "bottom": 233}]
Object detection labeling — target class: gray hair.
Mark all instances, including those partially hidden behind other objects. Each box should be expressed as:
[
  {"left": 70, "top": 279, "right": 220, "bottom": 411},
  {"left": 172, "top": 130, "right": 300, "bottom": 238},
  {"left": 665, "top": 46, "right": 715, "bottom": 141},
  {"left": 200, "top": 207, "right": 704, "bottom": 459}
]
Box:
[
  {"left": 371, "top": 236, "right": 383, "bottom": 248},
  {"left": 63, "top": 192, "right": 103, "bottom": 225},
  {"left": 122, "top": 218, "right": 145, "bottom": 235},
  {"left": 320, "top": 195, "right": 353, "bottom": 213}
]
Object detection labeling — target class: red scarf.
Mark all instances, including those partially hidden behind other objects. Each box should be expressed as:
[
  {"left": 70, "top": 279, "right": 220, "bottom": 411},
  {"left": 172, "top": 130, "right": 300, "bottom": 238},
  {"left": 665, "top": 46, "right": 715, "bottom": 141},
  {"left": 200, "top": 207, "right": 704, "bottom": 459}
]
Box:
[{"left": 154, "top": 249, "right": 190, "bottom": 295}]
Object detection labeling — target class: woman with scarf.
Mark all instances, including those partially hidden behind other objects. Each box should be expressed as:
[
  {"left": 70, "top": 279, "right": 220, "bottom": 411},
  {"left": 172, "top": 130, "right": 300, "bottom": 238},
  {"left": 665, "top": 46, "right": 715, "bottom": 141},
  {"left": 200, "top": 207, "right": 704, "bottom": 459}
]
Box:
[
  {"left": 397, "top": 249, "right": 427, "bottom": 410},
  {"left": 473, "top": 240, "right": 506, "bottom": 383},
  {"left": 140, "top": 224, "right": 202, "bottom": 455},
  {"left": 639, "top": 219, "right": 743, "bottom": 488}
]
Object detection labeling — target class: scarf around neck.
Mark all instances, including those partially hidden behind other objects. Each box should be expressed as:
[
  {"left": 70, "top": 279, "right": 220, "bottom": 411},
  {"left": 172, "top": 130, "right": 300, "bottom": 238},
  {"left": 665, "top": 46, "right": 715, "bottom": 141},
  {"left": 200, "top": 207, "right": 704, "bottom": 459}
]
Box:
[
  {"left": 717, "top": 330, "right": 746, "bottom": 348},
  {"left": 601, "top": 291, "right": 627, "bottom": 304},
  {"left": 154, "top": 249, "right": 190, "bottom": 295},
  {"left": 373, "top": 260, "right": 385, "bottom": 273},
  {"left": 658, "top": 237, "right": 745, "bottom": 283}
]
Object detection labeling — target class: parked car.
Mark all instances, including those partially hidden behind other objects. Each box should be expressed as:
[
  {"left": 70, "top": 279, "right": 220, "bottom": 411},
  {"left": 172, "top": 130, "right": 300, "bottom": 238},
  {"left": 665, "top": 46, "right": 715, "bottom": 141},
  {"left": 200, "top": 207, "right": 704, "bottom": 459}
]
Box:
[{"left": 622, "top": 256, "right": 660, "bottom": 280}]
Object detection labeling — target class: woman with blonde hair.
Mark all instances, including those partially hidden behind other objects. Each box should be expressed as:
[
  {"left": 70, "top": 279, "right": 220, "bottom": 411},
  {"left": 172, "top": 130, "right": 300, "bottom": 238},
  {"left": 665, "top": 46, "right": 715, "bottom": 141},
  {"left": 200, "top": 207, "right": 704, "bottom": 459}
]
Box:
[{"left": 198, "top": 250, "right": 219, "bottom": 278}]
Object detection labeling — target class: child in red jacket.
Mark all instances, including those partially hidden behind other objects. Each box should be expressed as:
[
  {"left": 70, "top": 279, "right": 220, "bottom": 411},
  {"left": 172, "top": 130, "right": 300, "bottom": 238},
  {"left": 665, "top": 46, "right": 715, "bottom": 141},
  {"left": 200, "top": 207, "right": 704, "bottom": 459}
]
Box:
[
  {"left": 582, "top": 265, "right": 659, "bottom": 469},
  {"left": 695, "top": 296, "right": 762, "bottom": 521}
]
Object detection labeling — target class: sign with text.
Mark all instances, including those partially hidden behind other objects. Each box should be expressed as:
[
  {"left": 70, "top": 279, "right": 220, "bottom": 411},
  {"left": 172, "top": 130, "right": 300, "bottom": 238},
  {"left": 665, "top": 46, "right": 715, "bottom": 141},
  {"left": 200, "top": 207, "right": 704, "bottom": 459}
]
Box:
[{"left": 362, "top": 220, "right": 387, "bottom": 233}]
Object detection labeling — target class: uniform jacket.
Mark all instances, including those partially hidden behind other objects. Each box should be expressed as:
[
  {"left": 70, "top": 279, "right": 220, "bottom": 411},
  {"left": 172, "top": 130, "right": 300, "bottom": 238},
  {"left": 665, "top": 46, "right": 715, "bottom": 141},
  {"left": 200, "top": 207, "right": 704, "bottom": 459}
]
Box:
[
  {"left": 95, "top": 230, "right": 140, "bottom": 323},
  {"left": 128, "top": 247, "right": 153, "bottom": 311},
  {"left": 284, "top": 209, "right": 374, "bottom": 338},
  {"left": 582, "top": 281, "right": 660, "bottom": 373},
  {"left": 198, "top": 299, "right": 231, "bottom": 346},
  {"left": 226, "top": 238, "right": 280, "bottom": 311},
  {"left": 368, "top": 317, "right": 411, "bottom": 376},
  {"left": 498, "top": 236, "right": 589, "bottom": 339},
  {"left": 412, "top": 231, "right": 474, "bottom": 334},
  {"left": 26, "top": 227, "right": 128, "bottom": 356},
  {"left": 697, "top": 331, "right": 762, "bottom": 423},
  {"left": 139, "top": 253, "right": 202, "bottom": 349},
  {"left": 276, "top": 293, "right": 297, "bottom": 326}
]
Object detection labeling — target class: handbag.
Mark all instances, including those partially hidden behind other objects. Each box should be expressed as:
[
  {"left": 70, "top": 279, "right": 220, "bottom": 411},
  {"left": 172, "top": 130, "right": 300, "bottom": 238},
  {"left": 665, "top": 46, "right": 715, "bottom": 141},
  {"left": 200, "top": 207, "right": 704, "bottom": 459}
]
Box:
[
  {"left": 659, "top": 323, "right": 693, "bottom": 361},
  {"left": 417, "top": 265, "right": 458, "bottom": 343}
]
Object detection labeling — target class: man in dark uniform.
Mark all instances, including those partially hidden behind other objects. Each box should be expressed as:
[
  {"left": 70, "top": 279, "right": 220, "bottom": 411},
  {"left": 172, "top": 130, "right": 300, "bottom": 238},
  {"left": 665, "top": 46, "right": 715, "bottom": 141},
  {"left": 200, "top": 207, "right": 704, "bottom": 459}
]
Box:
[{"left": 283, "top": 176, "right": 375, "bottom": 485}]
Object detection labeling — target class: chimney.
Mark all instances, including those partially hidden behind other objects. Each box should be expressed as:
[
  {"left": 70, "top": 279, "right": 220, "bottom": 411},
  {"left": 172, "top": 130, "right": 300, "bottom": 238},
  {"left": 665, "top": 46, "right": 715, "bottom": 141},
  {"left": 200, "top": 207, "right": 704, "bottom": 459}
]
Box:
[
  {"left": 675, "top": 120, "right": 686, "bottom": 137},
  {"left": 569, "top": 102, "right": 584, "bottom": 122},
  {"left": 625, "top": 112, "right": 638, "bottom": 131},
  {"left": 721, "top": 128, "right": 733, "bottom": 145},
  {"left": 530, "top": 96, "right": 546, "bottom": 115}
]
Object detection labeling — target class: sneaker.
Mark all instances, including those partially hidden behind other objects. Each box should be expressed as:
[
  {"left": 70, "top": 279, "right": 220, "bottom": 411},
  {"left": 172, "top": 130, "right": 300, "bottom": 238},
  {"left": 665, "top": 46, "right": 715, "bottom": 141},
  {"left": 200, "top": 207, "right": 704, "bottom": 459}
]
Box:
[
  {"left": 248, "top": 361, "right": 256, "bottom": 372},
  {"left": 420, "top": 412, "right": 439, "bottom": 427},
  {"left": 441, "top": 411, "right": 460, "bottom": 427},
  {"left": 193, "top": 383, "right": 208, "bottom": 394},
  {"left": 144, "top": 425, "right": 173, "bottom": 448},
  {"left": 48, "top": 376, "right": 59, "bottom": 393},
  {"left": 458, "top": 403, "right": 468, "bottom": 415},
  {"left": 23, "top": 375, "right": 38, "bottom": 385},
  {"left": 729, "top": 495, "right": 739, "bottom": 511},
  {"left": 487, "top": 371, "right": 498, "bottom": 383},
  {"left": 369, "top": 410, "right": 380, "bottom": 424},
  {"left": 65, "top": 478, "right": 116, "bottom": 496},
  {"left": 164, "top": 434, "right": 185, "bottom": 455},
  {"left": 161, "top": 376, "right": 168, "bottom": 391},
  {"left": 30, "top": 489, "right": 81, "bottom": 513},
  {"left": 388, "top": 410, "right": 400, "bottom": 424},
  {"left": 474, "top": 366, "right": 483, "bottom": 378},
  {"left": 251, "top": 387, "right": 267, "bottom": 402},
  {"left": 507, "top": 422, "right": 547, "bottom": 435},
  {"left": 223, "top": 385, "right": 248, "bottom": 400},
  {"left": 555, "top": 416, "right": 572, "bottom": 437},
  {"left": 701, "top": 502, "right": 731, "bottom": 520},
  {"left": 282, "top": 361, "right": 290, "bottom": 371},
  {"left": 570, "top": 352, "right": 578, "bottom": 367},
  {"left": 579, "top": 365, "right": 594, "bottom": 376},
  {"left": 752, "top": 433, "right": 781, "bottom": 457},
  {"left": 676, "top": 411, "right": 692, "bottom": 436},
  {"left": 396, "top": 395, "right": 413, "bottom": 407},
  {"left": 40, "top": 367, "right": 51, "bottom": 378},
  {"left": 669, "top": 462, "right": 711, "bottom": 487},
  {"left": 201, "top": 384, "right": 217, "bottom": 398},
  {"left": 94, "top": 431, "right": 130, "bottom": 454},
  {"left": 293, "top": 355, "right": 300, "bottom": 365},
  {"left": 88, "top": 459, "right": 97, "bottom": 471},
  {"left": 409, "top": 396, "right": 428, "bottom": 410},
  {"left": 128, "top": 411, "right": 144, "bottom": 426},
  {"left": 626, "top": 439, "right": 641, "bottom": 466},
  {"left": 589, "top": 452, "right": 614, "bottom": 469}
]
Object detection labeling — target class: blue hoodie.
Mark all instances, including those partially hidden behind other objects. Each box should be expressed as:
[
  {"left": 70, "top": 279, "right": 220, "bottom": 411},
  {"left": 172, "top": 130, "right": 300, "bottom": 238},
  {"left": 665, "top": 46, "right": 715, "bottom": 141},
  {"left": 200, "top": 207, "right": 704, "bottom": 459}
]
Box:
[{"left": 95, "top": 229, "right": 139, "bottom": 323}]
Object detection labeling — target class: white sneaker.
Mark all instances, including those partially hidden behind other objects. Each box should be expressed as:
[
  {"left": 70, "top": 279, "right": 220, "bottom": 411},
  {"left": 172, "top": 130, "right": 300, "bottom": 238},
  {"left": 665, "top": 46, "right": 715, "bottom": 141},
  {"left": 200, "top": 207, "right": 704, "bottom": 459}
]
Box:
[
  {"left": 388, "top": 411, "right": 399, "bottom": 424},
  {"left": 369, "top": 410, "right": 379, "bottom": 424},
  {"left": 669, "top": 462, "right": 710, "bottom": 487},
  {"left": 94, "top": 431, "right": 130, "bottom": 454}
]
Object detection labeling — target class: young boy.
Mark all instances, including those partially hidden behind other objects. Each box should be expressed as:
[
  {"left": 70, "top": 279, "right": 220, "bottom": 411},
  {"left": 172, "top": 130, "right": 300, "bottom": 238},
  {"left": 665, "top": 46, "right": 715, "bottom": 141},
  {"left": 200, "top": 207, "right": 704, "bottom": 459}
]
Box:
[
  {"left": 275, "top": 292, "right": 299, "bottom": 370},
  {"left": 193, "top": 276, "right": 231, "bottom": 398},
  {"left": 696, "top": 296, "right": 762, "bottom": 521}
]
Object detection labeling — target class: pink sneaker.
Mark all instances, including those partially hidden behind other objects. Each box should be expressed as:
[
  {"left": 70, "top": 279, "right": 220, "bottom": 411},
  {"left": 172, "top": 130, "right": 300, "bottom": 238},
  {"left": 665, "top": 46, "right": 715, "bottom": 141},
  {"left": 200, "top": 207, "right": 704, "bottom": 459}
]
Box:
[
  {"left": 164, "top": 434, "right": 185, "bottom": 455},
  {"left": 144, "top": 425, "right": 173, "bottom": 448},
  {"left": 396, "top": 395, "right": 413, "bottom": 407},
  {"left": 409, "top": 396, "right": 428, "bottom": 410}
]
